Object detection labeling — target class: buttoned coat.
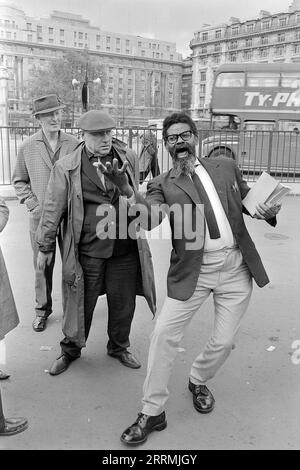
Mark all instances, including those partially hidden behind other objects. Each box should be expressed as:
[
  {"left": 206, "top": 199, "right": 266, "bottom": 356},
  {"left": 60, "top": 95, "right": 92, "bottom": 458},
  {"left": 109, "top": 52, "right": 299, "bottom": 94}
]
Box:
[
  {"left": 0, "top": 197, "right": 19, "bottom": 340},
  {"left": 12, "top": 129, "right": 79, "bottom": 213},
  {"left": 36, "top": 139, "right": 156, "bottom": 348},
  {"left": 134, "top": 156, "right": 277, "bottom": 301}
]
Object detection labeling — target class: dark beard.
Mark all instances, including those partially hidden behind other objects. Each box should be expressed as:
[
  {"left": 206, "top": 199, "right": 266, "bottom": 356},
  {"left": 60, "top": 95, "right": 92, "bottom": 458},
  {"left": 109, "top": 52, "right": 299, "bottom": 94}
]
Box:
[{"left": 171, "top": 143, "right": 196, "bottom": 176}]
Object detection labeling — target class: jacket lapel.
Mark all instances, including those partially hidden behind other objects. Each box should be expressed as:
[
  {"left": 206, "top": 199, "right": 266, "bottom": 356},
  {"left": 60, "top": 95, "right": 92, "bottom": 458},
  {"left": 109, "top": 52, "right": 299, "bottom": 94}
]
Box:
[
  {"left": 81, "top": 149, "right": 106, "bottom": 192},
  {"left": 34, "top": 130, "right": 53, "bottom": 170},
  {"left": 171, "top": 169, "right": 201, "bottom": 206}
]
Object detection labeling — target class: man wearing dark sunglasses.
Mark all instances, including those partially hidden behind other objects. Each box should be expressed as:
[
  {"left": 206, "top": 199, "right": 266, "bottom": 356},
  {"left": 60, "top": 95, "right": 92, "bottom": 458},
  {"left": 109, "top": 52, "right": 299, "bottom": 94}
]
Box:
[{"left": 95, "top": 112, "right": 281, "bottom": 446}]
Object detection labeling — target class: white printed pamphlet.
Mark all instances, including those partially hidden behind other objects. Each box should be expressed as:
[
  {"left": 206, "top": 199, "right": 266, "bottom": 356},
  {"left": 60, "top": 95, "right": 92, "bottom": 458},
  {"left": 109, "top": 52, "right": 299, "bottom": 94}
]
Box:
[{"left": 242, "top": 171, "right": 291, "bottom": 216}]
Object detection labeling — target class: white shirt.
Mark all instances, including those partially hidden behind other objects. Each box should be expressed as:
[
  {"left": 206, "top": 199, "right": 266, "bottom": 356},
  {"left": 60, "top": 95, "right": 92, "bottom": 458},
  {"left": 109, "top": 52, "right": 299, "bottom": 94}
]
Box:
[{"left": 194, "top": 164, "right": 235, "bottom": 252}]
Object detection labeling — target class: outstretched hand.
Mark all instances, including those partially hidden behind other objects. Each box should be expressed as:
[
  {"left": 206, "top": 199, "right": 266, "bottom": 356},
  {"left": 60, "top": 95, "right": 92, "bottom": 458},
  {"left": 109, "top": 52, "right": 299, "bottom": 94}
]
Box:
[{"left": 93, "top": 158, "right": 133, "bottom": 197}]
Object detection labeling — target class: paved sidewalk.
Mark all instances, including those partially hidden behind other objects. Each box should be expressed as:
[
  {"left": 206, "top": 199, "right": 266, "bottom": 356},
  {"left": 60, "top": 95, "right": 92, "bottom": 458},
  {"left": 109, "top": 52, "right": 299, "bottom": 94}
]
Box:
[{"left": 0, "top": 198, "right": 299, "bottom": 450}]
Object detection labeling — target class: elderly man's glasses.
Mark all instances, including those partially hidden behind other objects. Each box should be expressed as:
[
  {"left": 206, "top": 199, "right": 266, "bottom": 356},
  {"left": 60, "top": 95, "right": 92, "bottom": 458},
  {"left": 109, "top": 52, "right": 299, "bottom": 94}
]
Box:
[{"left": 166, "top": 131, "right": 193, "bottom": 145}]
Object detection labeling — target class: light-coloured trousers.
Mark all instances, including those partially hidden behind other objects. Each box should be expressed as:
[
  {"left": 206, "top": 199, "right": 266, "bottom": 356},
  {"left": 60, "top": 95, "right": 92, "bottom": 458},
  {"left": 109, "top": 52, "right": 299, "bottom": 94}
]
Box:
[
  {"left": 142, "top": 247, "right": 253, "bottom": 416},
  {"left": 29, "top": 216, "right": 61, "bottom": 318}
]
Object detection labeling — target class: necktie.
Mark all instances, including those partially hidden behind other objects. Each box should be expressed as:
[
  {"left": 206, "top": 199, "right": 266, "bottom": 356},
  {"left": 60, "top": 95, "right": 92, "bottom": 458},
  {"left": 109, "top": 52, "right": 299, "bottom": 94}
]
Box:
[{"left": 192, "top": 172, "right": 220, "bottom": 239}]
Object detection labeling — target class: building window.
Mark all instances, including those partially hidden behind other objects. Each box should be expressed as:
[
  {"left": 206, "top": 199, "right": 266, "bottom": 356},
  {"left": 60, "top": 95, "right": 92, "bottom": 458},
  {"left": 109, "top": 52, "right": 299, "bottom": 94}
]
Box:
[
  {"left": 118, "top": 68, "right": 123, "bottom": 74},
  {"left": 228, "top": 41, "right": 237, "bottom": 50},
  {"left": 106, "top": 36, "right": 110, "bottom": 43},
  {"left": 202, "top": 32, "right": 208, "bottom": 41},
  {"left": 247, "top": 23, "right": 254, "bottom": 32},
  {"left": 215, "top": 29, "right": 221, "bottom": 39},
  {"left": 60, "top": 29, "right": 64, "bottom": 37},
  {"left": 245, "top": 38, "right": 252, "bottom": 47},
  {"left": 79, "top": 32, "right": 83, "bottom": 39},
  {"left": 261, "top": 36, "right": 268, "bottom": 45},
  {"left": 26, "top": 23, "right": 32, "bottom": 30},
  {"left": 279, "top": 17, "right": 287, "bottom": 27},
  {"left": 295, "top": 32, "right": 300, "bottom": 40},
  {"left": 27, "top": 34, "right": 32, "bottom": 41},
  {"left": 259, "top": 48, "right": 268, "bottom": 58},
  {"left": 96, "top": 45, "right": 100, "bottom": 50},
  {"left": 170, "top": 54, "right": 173, "bottom": 60},
  {"left": 244, "top": 50, "right": 253, "bottom": 61},
  {"left": 116, "top": 48, "right": 121, "bottom": 52},
  {"left": 6, "top": 31, "right": 11, "bottom": 39},
  {"left": 278, "top": 33, "right": 285, "bottom": 43},
  {"left": 109, "top": 67, "right": 113, "bottom": 73},
  {"left": 166, "top": 45, "right": 170, "bottom": 51},
  {"left": 214, "top": 44, "right": 221, "bottom": 52},
  {"left": 126, "top": 49, "right": 130, "bottom": 54},
  {"left": 126, "top": 39, "right": 130, "bottom": 46},
  {"left": 229, "top": 53, "right": 237, "bottom": 62},
  {"left": 262, "top": 21, "right": 270, "bottom": 30},
  {"left": 275, "top": 46, "right": 284, "bottom": 56},
  {"left": 141, "top": 50, "right": 145, "bottom": 56},
  {"left": 138, "top": 41, "right": 142, "bottom": 47},
  {"left": 200, "top": 71, "right": 206, "bottom": 81},
  {"left": 116, "top": 37, "right": 120, "bottom": 44},
  {"left": 96, "top": 34, "right": 100, "bottom": 42},
  {"left": 74, "top": 42, "right": 77, "bottom": 47},
  {"left": 200, "top": 84, "right": 206, "bottom": 93},
  {"left": 60, "top": 40, "right": 65, "bottom": 45},
  {"left": 294, "top": 44, "right": 300, "bottom": 54},
  {"left": 213, "top": 55, "right": 220, "bottom": 64},
  {"left": 201, "top": 46, "right": 207, "bottom": 54},
  {"left": 49, "top": 27, "right": 53, "bottom": 35},
  {"left": 231, "top": 26, "right": 239, "bottom": 36},
  {"left": 37, "top": 25, "right": 42, "bottom": 34},
  {"left": 85, "top": 33, "right": 87, "bottom": 40},
  {"left": 106, "top": 46, "right": 110, "bottom": 51}
]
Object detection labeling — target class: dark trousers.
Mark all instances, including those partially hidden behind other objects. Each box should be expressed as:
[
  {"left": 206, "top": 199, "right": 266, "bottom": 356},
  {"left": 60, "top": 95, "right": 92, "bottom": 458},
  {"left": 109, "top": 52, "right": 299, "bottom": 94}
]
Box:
[
  {"left": 0, "top": 389, "right": 5, "bottom": 429},
  {"left": 60, "top": 250, "right": 140, "bottom": 359}
]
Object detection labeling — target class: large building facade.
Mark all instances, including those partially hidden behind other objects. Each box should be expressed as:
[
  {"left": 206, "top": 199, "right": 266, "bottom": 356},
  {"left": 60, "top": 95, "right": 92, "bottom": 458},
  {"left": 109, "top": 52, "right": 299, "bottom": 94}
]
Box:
[
  {"left": 0, "top": 3, "right": 183, "bottom": 126},
  {"left": 189, "top": 0, "right": 300, "bottom": 120}
]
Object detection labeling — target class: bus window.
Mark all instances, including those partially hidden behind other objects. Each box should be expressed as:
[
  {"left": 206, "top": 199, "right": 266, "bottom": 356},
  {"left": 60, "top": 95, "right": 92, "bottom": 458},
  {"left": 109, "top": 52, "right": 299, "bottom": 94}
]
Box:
[
  {"left": 278, "top": 120, "right": 300, "bottom": 132},
  {"left": 247, "top": 73, "right": 280, "bottom": 87},
  {"left": 212, "top": 115, "right": 240, "bottom": 130},
  {"left": 244, "top": 121, "right": 275, "bottom": 131},
  {"left": 215, "top": 72, "right": 245, "bottom": 87},
  {"left": 281, "top": 74, "right": 300, "bottom": 88}
]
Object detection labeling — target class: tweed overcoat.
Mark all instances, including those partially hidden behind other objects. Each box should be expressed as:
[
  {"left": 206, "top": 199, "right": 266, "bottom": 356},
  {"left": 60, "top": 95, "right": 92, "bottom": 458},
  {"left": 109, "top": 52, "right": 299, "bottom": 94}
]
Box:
[
  {"left": 12, "top": 129, "right": 79, "bottom": 213},
  {"left": 0, "top": 197, "right": 19, "bottom": 340},
  {"left": 36, "top": 139, "right": 156, "bottom": 348}
]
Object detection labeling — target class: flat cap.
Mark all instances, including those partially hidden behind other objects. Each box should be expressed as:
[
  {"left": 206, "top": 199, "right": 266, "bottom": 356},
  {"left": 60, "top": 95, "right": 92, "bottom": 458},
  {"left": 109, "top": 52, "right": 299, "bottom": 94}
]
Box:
[{"left": 78, "top": 110, "right": 116, "bottom": 132}]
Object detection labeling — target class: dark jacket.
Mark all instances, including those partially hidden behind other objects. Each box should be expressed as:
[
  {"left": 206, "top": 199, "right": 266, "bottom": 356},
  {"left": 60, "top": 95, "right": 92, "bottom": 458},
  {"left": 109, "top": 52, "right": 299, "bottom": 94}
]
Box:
[{"left": 134, "top": 156, "right": 276, "bottom": 301}]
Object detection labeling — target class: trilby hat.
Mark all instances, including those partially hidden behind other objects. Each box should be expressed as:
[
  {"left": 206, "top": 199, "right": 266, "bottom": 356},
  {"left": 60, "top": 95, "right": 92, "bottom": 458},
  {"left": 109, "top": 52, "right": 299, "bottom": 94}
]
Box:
[
  {"left": 32, "top": 94, "right": 65, "bottom": 116},
  {"left": 78, "top": 110, "right": 116, "bottom": 132}
]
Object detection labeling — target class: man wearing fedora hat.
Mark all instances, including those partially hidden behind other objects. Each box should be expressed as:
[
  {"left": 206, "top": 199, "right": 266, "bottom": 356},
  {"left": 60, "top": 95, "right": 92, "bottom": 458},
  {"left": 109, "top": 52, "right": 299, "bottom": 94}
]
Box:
[
  {"left": 13, "top": 94, "right": 79, "bottom": 332},
  {"left": 35, "top": 110, "right": 156, "bottom": 375}
]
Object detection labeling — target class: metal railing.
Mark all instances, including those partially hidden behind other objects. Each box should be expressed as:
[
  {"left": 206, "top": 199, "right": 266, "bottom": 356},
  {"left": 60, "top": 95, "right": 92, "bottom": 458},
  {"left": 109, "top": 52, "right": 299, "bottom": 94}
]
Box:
[{"left": 1, "top": 126, "right": 300, "bottom": 185}]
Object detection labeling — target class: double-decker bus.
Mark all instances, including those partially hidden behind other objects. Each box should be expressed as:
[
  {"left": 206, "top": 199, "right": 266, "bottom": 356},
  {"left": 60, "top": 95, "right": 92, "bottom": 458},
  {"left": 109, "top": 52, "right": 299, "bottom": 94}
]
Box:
[{"left": 202, "top": 63, "right": 300, "bottom": 177}]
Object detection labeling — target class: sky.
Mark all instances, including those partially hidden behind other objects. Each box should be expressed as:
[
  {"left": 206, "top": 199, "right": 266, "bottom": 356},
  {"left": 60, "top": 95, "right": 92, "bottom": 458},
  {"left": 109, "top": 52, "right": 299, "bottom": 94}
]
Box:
[{"left": 6, "top": 0, "right": 297, "bottom": 57}]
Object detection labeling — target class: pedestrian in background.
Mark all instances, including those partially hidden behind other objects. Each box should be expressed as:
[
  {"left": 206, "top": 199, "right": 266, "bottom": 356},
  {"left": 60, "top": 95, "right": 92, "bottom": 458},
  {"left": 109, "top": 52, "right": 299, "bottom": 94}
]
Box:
[
  {"left": 36, "top": 110, "right": 156, "bottom": 376},
  {"left": 94, "top": 112, "right": 281, "bottom": 446},
  {"left": 12, "top": 94, "right": 79, "bottom": 332},
  {"left": 0, "top": 196, "right": 28, "bottom": 436},
  {"left": 138, "top": 125, "right": 160, "bottom": 183}
]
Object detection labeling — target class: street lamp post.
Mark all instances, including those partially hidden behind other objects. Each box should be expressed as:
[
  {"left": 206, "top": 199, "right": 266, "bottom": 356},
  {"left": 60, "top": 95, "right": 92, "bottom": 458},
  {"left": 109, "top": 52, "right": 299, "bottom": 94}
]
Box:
[{"left": 71, "top": 76, "right": 101, "bottom": 125}]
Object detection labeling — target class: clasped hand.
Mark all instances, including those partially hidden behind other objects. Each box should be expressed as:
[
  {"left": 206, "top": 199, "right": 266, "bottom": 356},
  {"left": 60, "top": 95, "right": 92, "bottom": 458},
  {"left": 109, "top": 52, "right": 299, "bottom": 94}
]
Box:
[{"left": 253, "top": 202, "right": 282, "bottom": 219}]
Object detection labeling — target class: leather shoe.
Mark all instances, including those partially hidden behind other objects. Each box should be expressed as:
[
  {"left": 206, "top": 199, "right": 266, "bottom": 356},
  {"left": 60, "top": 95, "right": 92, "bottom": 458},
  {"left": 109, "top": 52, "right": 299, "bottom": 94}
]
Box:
[
  {"left": 0, "top": 369, "right": 10, "bottom": 380},
  {"left": 32, "top": 316, "right": 47, "bottom": 332},
  {"left": 49, "top": 354, "right": 74, "bottom": 376},
  {"left": 188, "top": 379, "right": 215, "bottom": 413},
  {"left": 120, "top": 412, "right": 167, "bottom": 446},
  {"left": 109, "top": 351, "right": 141, "bottom": 369},
  {"left": 0, "top": 417, "right": 28, "bottom": 436}
]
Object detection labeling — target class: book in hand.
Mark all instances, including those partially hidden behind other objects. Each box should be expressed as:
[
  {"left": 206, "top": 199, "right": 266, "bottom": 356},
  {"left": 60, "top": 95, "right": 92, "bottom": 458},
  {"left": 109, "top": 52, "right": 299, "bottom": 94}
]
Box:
[{"left": 242, "top": 171, "right": 291, "bottom": 216}]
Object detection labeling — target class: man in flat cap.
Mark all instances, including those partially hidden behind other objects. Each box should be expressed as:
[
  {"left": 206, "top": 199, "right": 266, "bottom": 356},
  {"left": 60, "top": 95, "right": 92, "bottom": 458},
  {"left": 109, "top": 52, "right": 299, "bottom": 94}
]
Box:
[
  {"left": 12, "top": 94, "right": 79, "bottom": 332},
  {"left": 35, "top": 110, "right": 156, "bottom": 375}
]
